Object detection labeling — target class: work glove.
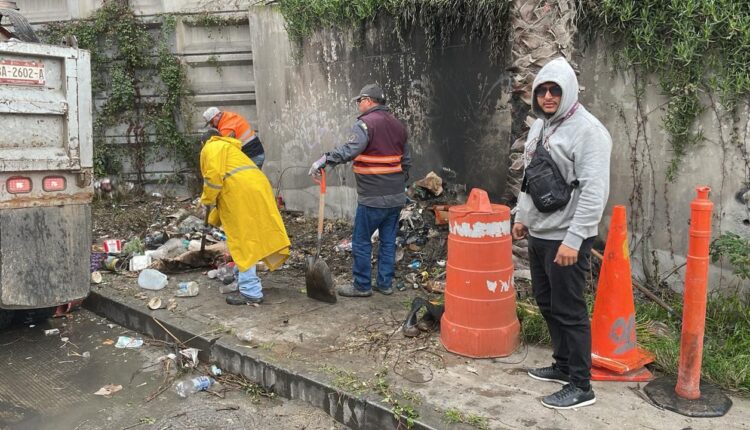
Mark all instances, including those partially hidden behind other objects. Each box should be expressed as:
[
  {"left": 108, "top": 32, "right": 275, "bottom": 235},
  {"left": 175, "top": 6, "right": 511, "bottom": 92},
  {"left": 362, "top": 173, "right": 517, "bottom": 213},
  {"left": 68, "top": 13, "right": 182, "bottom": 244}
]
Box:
[{"left": 308, "top": 154, "right": 327, "bottom": 176}]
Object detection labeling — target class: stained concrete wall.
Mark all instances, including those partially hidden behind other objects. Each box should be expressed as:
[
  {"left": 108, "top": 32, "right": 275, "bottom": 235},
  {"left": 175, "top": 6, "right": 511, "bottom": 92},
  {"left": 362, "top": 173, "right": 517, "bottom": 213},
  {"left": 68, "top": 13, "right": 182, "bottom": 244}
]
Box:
[
  {"left": 578, "top": 41, "right": 750, "bottom": 292},
  {"left": 249, "top": 5, "right": 749, "bottom": 290},
  {"left": 16, "top": 0, "right": 256, "bottom": 194},
  {"left": 249, "top": 7, "right": 513, "bottom": 218}
]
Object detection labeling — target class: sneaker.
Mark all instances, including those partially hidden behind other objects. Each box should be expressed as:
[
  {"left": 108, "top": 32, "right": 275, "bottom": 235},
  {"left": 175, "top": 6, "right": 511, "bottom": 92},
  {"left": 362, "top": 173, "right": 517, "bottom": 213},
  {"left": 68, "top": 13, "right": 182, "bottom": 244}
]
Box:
[
  {"left": 337, "top": 284, "right": 372, "bottom": 297},
  {"left": 528, "top": 365, "right": 570, "bottom": 384},
  {"left": 219, "top": 282, "right": 238, "bottom": 294},
  {"left": 373, "top": 285, "right": 393, "bottom": 295},
  {"left": 225, "top": 293, "right": 263, "bottom": 305},
  {"left": 541, "top": 384, "right": 596, "bottom": 410}
]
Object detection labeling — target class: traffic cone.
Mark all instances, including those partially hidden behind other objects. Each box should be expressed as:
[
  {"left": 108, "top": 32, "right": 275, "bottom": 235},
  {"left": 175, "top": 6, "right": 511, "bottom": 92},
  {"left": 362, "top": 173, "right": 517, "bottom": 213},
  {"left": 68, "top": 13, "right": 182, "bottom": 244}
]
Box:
[{"left": 590, "top": 206, "right": 654, "bottom": 382}]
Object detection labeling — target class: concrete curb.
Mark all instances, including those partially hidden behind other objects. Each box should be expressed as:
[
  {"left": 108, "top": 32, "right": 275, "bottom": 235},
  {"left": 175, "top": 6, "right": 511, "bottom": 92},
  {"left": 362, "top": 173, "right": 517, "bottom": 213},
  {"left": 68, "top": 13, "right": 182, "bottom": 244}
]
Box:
[{"left": 85, "top": 290, "right": 440, "bottom": 430}]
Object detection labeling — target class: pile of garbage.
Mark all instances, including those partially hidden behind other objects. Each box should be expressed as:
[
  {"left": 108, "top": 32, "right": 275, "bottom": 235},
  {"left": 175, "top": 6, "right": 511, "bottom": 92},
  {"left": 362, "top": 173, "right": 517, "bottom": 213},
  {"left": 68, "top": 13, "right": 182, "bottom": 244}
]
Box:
[
  {"left": 403, "top": 168, "right": 543, "bottom": 292},
  {"left": 91, "top": 203, "right": 232, "bottom": 296}
]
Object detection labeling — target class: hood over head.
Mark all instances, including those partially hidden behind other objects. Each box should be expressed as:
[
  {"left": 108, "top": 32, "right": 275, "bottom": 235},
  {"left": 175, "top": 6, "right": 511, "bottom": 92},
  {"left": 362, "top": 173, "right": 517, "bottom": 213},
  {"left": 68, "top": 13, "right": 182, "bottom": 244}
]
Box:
[{"left": 532, "top": 57, "right": 579, "bottom": 123}]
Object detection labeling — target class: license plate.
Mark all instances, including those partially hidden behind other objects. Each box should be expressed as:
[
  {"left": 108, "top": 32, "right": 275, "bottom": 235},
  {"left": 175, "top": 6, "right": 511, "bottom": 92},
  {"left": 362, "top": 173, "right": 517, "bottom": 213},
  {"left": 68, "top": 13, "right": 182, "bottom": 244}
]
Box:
[{"left": 0, "top": 59, "right": 45, "bottom": 86}]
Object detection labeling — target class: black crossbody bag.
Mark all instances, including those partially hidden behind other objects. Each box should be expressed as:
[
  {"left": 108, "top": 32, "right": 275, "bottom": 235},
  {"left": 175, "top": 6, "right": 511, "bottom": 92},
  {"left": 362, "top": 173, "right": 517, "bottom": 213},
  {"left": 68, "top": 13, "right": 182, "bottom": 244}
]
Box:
[{"left": 521, "top": 103, "right": 580, "bottom": 213}]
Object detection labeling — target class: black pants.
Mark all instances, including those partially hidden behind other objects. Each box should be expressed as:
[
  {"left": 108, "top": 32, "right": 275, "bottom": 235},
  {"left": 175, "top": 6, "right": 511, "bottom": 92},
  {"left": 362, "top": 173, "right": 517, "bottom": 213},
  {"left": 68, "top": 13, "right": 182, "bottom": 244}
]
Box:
[{"left": 528, "top": 235, "right": 594, "bottom": 389}]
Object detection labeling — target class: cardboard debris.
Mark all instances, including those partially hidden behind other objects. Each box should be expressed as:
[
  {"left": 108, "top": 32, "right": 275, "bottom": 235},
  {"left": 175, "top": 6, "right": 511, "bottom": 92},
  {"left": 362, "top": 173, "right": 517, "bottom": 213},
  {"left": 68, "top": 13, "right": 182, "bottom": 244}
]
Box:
[
  {"left": 150, "top": 242, "right": 228, "bottom": 273},
  {"left": 414, "top": 171, "right": 444, "bottom": 196}
]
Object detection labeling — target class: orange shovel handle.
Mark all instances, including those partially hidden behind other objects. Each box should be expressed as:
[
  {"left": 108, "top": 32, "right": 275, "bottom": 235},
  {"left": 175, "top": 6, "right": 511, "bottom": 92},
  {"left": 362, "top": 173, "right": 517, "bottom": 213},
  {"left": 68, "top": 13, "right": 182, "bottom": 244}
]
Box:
[{"left": 312, "top": 169, "right": 326, "bottom": 194}]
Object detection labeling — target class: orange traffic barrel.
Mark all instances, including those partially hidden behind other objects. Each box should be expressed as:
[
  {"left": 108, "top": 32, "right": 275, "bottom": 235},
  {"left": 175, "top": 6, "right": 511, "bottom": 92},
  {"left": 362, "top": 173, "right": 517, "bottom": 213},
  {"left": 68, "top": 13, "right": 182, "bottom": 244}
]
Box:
[{"left": 440, "top": 188, "right": 520, "bottom": 357}]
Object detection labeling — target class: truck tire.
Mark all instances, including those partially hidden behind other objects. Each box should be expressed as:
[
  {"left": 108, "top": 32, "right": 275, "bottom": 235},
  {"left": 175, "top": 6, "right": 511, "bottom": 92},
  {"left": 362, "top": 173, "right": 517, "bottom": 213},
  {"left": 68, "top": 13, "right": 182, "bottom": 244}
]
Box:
[
  {"left": 0, "top": 309, "right": 13, "bottom": 330},
  {"left": 16, "top": 307, "right": 54, "bottom": 325},
  {"left": 0, "top": 9, "right": 40, "bottom": 43}
]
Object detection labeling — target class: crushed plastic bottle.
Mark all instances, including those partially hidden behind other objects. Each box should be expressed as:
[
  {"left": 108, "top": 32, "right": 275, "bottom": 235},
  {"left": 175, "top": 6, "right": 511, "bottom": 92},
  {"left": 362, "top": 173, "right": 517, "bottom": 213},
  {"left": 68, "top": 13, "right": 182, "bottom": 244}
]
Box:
[
  {"left": 219, "top": 282, "right": 238, "bottom": 294},
  {"left": 175, "top": 281, "right": 199, "bottom": 297},
  {"left": 138, "top": 269, "right": 168, "bottom": 290},
  {"left": 175, "top": 376, "right": 215, "bottom": 398},
  {"left": 208, "top": 264, "right": 235, "bottom": 284}
]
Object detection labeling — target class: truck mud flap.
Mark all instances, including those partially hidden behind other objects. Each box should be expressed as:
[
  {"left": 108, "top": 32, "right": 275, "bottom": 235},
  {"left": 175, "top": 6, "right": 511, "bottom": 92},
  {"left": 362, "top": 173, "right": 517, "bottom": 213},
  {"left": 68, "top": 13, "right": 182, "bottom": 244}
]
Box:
[{"left": 0, "top": 205, "right": 91, "bottom": 309}]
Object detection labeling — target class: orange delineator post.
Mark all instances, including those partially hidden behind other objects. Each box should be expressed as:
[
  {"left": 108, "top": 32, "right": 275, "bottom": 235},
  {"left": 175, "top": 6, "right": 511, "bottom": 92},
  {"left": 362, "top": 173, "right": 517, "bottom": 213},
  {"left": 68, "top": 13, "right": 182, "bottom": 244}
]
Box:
[
  {"left": 590, "top": 205, "right": 654, "bottom": 381},
  {"left": 643, "top": 186, "right": 731, "bottom": 417},
  {"left": 675, "top": 186, "right": 713, "bottom": 399}
]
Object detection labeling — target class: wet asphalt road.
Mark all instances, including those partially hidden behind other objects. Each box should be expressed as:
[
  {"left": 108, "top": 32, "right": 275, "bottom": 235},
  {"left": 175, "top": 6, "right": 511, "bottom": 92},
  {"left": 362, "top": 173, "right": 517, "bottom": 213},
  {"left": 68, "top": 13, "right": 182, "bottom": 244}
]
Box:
[{"left": 0, "top": 309, "right": 346, "bottom": 430}]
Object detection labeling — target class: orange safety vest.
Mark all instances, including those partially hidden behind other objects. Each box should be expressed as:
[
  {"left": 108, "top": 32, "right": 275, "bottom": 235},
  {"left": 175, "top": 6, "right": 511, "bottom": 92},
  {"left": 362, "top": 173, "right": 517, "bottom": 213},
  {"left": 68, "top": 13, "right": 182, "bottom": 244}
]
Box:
[
  {"left": 352, "top": 154, "right": 403, "bottom": 175},
  {"left": 217, "top": 111, "right": 256, "bottom": 145}
]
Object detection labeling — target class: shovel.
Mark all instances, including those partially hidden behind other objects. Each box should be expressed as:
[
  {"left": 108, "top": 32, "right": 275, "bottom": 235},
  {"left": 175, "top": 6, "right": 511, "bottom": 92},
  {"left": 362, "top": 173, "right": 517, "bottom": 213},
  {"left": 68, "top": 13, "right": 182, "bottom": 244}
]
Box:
[
  {"left": 200, "top": 207, "right": 210, "bottom": 253},
  {"left": 305, "top": 169, "right": 337, "bottom": 303}
]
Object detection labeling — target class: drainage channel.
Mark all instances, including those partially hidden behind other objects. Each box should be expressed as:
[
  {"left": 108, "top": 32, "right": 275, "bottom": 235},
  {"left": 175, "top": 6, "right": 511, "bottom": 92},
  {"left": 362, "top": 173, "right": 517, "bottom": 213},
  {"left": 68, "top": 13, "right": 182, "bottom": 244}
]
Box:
[{"left": 84, "top": 290, "right": 440, "bottom": 430}]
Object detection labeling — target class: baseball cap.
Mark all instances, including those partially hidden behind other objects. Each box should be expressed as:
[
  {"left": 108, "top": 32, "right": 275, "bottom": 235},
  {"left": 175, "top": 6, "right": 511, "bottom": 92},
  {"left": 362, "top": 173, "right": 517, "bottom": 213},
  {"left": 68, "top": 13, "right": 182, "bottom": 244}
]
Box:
[
  {"left": 351, "top": 84, "right": 385, "bottom": 103},
  {"left": 202, "top": 107, "right": 221, "bottom": 124}
]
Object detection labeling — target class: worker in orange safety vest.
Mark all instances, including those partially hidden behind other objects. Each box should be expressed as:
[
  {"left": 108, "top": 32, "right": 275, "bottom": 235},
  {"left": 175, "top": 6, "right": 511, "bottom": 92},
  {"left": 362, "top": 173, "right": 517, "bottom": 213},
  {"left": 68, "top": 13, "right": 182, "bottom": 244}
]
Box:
[{"left": 203, "top": 107, "right": 265, "bottom": 168}]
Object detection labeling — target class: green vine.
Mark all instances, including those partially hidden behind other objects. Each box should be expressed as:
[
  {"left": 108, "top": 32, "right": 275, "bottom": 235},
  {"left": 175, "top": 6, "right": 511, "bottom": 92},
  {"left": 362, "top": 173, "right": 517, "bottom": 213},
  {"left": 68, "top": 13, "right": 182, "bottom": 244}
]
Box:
[
  {"left": 580, "top": 0, "right": 750, "bottom": 180},
  {"left": 277, "top": 0, "right": 512, "bottom": 62},
  {"left": 39, "top": 2, "right": 194, "bottom": 182},
  {"left": 711, "top": 233, "right": 750, "bottom": 280},
  {"left": 184, "top": 12, "right": 249, "bottom": 27}
]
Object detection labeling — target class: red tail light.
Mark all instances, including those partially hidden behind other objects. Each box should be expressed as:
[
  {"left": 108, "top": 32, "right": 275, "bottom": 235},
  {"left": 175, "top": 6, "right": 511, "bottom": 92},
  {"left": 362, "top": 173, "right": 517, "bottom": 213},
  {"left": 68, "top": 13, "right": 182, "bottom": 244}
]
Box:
[
  {"left": 7, "top": 177, "right": 31, "bottom": 194},
  {"left": 43, "top": 176, "right": 66, "bottom": 192}
]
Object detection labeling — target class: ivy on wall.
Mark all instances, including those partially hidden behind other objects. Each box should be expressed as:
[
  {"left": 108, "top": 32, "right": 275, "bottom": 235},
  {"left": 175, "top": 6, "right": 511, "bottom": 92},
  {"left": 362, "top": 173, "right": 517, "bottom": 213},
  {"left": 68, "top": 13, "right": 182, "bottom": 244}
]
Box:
[
  {"left": 277, "top": 0, "right": 513, "bottom": 62},
  {"left": 580, "top": 0, "right": 750, "bottom": 181},
  {"left": 40, "top": 2, "right": 193, "bottom": 182}
]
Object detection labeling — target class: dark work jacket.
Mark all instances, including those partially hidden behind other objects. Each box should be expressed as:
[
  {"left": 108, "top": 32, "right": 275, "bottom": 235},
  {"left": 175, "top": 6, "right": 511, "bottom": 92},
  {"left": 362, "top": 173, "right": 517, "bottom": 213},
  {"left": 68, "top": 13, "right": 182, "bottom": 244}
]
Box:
[{"left": 326, "top": 105, "right": 411, "bottom": 208}]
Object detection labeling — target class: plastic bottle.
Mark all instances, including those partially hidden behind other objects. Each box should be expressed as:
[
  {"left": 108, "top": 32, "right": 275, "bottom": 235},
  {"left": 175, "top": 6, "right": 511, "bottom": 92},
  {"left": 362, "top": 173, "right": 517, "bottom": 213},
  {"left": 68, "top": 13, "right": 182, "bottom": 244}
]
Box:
[
  {"left": 138, "top": 269, "right": 168, "bottom": 290},
  {"left": 175, "top": 281, "right": 199, "bottom": 297},
  {"left": 187, "top": 240, "right": 202, "bottom": 252},
  {"left": 150, "top": 238, "right": 184, "bottom": 260},
  {"left": 175, "top": 376, "right": 215, "bottom": 398}
]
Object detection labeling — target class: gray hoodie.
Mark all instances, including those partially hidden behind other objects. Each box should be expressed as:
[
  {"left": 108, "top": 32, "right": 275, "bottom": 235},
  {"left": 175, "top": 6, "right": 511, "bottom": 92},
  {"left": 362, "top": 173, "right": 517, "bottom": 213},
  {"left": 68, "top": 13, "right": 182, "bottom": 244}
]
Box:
[{"left": 515, "top": 57, "right": 612, "bottom": 250}]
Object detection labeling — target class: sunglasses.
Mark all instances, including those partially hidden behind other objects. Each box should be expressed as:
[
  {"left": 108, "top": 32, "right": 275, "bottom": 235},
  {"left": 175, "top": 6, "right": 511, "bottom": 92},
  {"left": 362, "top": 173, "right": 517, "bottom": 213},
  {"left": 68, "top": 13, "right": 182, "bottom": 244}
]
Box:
[
  {"left": 534, "top": 85, "right": 562, "bottom": 98},
  {"left": 355, "top": 97, "right": 368, "bottom": 104}
]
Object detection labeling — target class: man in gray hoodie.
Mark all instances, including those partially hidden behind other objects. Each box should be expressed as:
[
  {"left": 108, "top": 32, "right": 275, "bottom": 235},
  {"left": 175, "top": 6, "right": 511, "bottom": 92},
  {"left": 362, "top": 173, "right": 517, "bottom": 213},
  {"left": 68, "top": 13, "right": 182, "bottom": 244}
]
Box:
[{"left": 512, "top": 57, "right": 612, "bottom": 409}]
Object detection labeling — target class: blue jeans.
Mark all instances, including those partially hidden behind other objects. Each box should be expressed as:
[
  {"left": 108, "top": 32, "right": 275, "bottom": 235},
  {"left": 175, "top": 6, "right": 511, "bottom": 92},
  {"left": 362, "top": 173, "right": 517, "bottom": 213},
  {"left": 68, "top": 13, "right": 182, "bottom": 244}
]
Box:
[
  {"left": 352, "top": 204, "right": 401, "bottom": 291},
  {"left": 251, "top": 153, "right": 265, "bottom": 169},
  {"left": 235, "top": 265, "right": 262, "bottom": 299}
]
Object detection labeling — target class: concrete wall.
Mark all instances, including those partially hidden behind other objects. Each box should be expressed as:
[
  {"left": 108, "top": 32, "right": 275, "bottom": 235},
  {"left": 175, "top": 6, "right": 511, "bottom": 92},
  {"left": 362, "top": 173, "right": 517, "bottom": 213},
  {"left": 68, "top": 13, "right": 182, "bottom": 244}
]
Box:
[
  {"left": 578, "top": 40, "right": 750, "bottom": 292},
  {"left": 17, "top": 0, "right": 256, "bottom": 195},
  {"left": 249, "top": 7, "right": 513, "bottom": 218},
  {"left": 248, "top": 5, "right": 749, "bottom": 291}
]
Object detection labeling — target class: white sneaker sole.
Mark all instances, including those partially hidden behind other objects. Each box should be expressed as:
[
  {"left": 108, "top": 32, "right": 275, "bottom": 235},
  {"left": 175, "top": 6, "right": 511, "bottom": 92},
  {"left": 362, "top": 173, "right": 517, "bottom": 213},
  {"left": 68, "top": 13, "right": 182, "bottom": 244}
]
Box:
[
  {"left": 527, "top": 371, "right": 569, "bottom": 385},
  {"left": 541, "top": 397, "right": 596, "bottom": 410}
]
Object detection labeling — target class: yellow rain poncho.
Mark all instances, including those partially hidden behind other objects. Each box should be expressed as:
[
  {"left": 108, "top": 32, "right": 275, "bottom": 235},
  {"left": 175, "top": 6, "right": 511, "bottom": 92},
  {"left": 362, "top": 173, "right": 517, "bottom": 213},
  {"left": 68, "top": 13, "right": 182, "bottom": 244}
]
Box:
[{"left": 200, "top": 136, "right": 290, "bottom": 272}]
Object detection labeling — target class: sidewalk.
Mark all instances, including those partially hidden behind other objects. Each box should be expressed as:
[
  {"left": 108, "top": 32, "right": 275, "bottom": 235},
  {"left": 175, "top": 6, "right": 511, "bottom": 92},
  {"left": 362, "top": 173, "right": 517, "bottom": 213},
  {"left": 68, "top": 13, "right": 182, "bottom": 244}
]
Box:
[{"left": 85, "top": 266, "right": 750, "bottom": 430}]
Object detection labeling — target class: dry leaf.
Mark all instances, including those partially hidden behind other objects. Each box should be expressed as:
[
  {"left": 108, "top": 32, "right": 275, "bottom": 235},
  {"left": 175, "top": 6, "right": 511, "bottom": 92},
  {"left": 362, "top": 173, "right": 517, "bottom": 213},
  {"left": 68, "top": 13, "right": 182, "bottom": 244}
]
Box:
[
  {"left": 94, "top": 384, "right": 122, "bottom": 397},
  {"left": 102, "top": 339, "right": 114, "bottom": 345}
]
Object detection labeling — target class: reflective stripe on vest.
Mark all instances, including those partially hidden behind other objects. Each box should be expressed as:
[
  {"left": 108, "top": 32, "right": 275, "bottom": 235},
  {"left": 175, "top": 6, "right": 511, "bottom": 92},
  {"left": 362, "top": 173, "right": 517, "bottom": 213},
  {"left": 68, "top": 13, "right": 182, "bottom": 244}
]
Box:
[
  {"left": 352, "top": 164, "right": 403, "bottom": 175},
  {"left": 352, "top": 154, "right": 402, "bottom": 175},
  {"left": 203, "top": 179, "right": 222, "bottom": 190},
  {"left": 354, "top": 154, "right": 402, "bottom": 164},
  {"left": 238, "top": 129, "right": 256, "bottom": 145},
  {"left": 224, "top": 165, "right": 258, "bottom": 179}
]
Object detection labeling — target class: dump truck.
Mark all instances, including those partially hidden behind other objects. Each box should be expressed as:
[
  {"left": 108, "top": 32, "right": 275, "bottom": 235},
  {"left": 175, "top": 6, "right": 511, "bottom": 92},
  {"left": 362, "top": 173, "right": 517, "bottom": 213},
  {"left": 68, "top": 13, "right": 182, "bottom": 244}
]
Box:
[{"left": 0, "top": 33, "right": 93, "bottom": 328}]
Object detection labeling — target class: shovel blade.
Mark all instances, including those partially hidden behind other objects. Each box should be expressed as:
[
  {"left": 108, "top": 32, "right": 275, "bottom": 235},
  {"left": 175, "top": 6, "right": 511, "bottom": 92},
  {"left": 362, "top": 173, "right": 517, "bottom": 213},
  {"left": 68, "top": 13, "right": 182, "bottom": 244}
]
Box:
[{"left": 305, "top": 257, "right": 337, "bottom": 303}]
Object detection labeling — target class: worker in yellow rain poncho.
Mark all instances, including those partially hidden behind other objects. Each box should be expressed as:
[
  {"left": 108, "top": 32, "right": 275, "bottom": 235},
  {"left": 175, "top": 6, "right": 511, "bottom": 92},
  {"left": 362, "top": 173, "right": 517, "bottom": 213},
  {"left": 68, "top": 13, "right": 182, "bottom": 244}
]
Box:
[{"left": 200, "top": 130, "right": 290, "bottom": 305}]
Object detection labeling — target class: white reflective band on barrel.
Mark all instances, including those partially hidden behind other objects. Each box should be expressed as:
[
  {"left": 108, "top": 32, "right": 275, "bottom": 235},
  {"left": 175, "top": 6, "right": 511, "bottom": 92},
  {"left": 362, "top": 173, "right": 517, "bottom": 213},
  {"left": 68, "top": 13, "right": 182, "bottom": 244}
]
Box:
[
  {"left": 449, "top": 220, "right": 511, "bottom": 238},
  {"left": 486, "top": 276, "right": 512, "bottom": 293}
]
